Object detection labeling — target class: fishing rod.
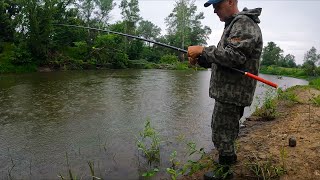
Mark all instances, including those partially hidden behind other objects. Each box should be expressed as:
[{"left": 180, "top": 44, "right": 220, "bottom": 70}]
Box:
[{"left": 55, "top": 24, "right": 278, "bottom": 88}]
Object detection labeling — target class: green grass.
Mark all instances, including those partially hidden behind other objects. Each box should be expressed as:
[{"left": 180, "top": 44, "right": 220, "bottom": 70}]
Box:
[
  {"left": 260, "top": 66, "right": 307, "bottom": 79},
  {"left": 309, "top": 78, "right": 320, "bottom": 90},
  {"left": 245, "top": 149, "right": 287, "bottom": 180}
]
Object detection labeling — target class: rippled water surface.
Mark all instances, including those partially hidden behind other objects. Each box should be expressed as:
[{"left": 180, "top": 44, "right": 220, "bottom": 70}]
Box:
[{"left": 0, "top": 70, "right": 308, "bottom": 179}]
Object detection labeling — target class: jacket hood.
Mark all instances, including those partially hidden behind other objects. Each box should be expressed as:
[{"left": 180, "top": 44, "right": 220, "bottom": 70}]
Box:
[{"left": 238, "top": 7, "right": 262, "bottom": 23}]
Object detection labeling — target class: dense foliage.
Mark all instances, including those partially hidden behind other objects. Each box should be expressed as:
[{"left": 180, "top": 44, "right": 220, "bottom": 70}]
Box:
[
  {"left": 0, "top": 0, "right": 212, "bottom": 72},
  {"left": 0, "top": 0, "right": 319, "bottom": 78}
]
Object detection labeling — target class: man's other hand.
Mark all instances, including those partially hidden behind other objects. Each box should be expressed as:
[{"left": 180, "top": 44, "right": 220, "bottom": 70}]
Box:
[{"left": 187, "top": 46, "right": 204, "bottom": 59}]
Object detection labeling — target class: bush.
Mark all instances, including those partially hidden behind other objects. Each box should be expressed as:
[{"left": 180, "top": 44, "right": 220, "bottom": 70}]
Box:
[
  {"left": 0, "top": 43, "right": 37, "bottom": 73},
  {"left": 141, "top": 48, "right": 161, "bottom": 63},
  {"left": 11, "top": 44, "right": 33, "bottom": 65},
  {"left": 160, "top": 54, "right": 179, "bottom": 64},
  {"left": 65, "top": 41, "right": 89, "bottom": 60},
  {"left": 112, "top": 52, "right": 129, "bottom": 69}
]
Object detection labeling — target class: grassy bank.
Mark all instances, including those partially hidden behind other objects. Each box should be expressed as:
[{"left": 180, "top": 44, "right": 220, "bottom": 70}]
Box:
[{"left": 259, "top": 65, "right": 308, "bottom": 79}]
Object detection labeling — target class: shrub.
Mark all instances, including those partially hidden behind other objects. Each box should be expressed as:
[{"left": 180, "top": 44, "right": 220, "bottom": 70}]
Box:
[
  {"left": 160, "top": 54, "right": 179, "bottom": 64},
  {"left": 65, "top": 41, "right": 89, "bottom": 60},
  {"left": 11, "top": 44, "right": 33, "bottom": 65},
  {"left": 112, "top": 52, "right": 129, "bottom": 69}
]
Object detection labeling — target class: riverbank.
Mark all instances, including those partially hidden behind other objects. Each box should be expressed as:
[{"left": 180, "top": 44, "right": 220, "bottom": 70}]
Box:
[{"left": 181, "top": 83, "right": 320, "bottom": 179}]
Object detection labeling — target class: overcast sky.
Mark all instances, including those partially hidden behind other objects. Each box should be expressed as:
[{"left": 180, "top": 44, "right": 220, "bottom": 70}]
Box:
[{"left": 109, "top": 0, "right": 320, "bottom": 65}]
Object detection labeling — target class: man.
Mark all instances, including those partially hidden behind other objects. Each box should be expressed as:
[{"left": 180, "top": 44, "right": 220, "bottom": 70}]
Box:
[{"left": 188, "top": 0, "right": 263, "bottom": 179}]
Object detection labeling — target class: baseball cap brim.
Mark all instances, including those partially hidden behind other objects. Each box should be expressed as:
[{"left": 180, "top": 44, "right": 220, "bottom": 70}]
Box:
[{"left": 204, "top": 0, "right": 224, "bottom": 7}]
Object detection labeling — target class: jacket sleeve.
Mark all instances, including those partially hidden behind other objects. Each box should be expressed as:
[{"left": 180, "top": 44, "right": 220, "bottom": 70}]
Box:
[{"left": 201, "top": 16, "right": 259, "bottom": 68}]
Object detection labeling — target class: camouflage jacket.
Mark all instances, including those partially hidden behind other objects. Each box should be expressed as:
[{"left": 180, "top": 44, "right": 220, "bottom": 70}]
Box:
[{"left": 200, "top": 8, "right": 263, "bottom": 106}]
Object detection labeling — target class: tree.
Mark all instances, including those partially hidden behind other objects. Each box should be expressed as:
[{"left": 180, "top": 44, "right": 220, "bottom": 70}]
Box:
[
  {"left": 119, "top": 0, "right": 141, "bottom": 34},
  {"left": 165, "top": 0, "right": 211, "bottom": 48},
  {"left": 16, "top": 0, "right": 56, "bottom": 63},
  {"left": 137, "top": 20, "right": 161, "bottom": 46},
  {"left": 165, "top": 0, "right": 211, "bottom": 60},
  {"left": 0, "top": 0, "right": 19, "bottom": 42},
  {"left": 302, "top": 47, "right": 320, "bottom": 76},
  {"left": 284, "top": 54, "right": 297, "bottom": 68},
  {"left": 52, "top": 6, "right": 87, "bottom": 48},
  {"left": 119, "top": 0, "right": 141, "bottom": 59},
  {"left": 303, "top": 46, "right": 320, "bottom": 65},
  {"left": 278, "top": 54, "right": 296, "bottom": 68},
  {"left": 261, "top": 42, "right": 283, "bottom": 66},
  {"left": 75, "top": 0, "right": 115, "bottom": 45},
  {"left": 76, "top": 0, "right": 115, "bottom": 26}
]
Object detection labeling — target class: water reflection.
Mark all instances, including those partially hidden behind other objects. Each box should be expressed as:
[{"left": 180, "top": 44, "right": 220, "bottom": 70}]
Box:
[{"left": 0, "top": 70, "right": 308, "bottom": 179}]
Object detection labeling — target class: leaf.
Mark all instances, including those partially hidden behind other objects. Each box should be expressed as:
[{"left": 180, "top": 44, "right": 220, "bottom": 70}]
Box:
[{"left": 153, "top": 168, "right": 159, "bottom": 172}]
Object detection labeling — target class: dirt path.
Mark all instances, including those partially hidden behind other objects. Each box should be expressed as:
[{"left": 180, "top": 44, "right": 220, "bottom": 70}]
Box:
[{"left": 182, "top": 86, "right": 320, "bottom": 180}]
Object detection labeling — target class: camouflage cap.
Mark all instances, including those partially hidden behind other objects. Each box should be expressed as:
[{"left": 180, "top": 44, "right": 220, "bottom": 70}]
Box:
[{"left": 204, "top": 0, "right": 224, "bottom": 7}]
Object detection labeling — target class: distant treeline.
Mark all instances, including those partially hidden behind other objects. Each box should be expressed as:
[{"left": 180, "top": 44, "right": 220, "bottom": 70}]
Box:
[{"left": 260, "top": 42, "right": 320, "bottom": 77}]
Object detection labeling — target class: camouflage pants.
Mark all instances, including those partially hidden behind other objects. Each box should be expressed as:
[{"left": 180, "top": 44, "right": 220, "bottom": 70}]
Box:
[{"left": 211, "top": 101, "right": 244, "bottom": 156}]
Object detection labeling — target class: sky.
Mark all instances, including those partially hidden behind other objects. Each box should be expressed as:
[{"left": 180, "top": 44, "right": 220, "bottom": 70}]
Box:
[{"left": 109, "top": 0, "right": 320, "bottom": 65}]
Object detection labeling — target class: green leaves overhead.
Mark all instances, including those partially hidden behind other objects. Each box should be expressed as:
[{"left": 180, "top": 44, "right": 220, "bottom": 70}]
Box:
[
  {"left": 137, "top": 20, "right": 161, "bottom": 41},
  {"left": 165, "top": 0, "right": 211, "bottom": 49},
  {"left": 119, "top": 0, "right": 141, "bottom": 32},
  {"left": 76, "top": 0, "right": 115, "bottom": 25}
]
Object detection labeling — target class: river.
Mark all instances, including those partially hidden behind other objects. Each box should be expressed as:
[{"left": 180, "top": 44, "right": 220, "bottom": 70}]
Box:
[{"left": 0, "top": 69, "right": 308, "bottom": 179}]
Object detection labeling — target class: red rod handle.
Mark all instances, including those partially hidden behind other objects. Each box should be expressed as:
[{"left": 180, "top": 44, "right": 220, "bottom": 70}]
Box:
[{"left": 245, "top": 72, "right": 278, "bottom": 88}]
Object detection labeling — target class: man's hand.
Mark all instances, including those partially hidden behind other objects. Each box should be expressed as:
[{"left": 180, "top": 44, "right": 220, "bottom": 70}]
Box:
[
  {"left": 188, "top": 57, "right": 197, "bottom": 65},
  {"left": 187, "top": 46, "right": 204, "bottom": 59}
]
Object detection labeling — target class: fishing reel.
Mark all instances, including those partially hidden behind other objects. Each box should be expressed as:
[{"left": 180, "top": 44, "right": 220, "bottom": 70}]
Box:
[{"left": 197, "top": 55, "right": 212, "bottom": 68}]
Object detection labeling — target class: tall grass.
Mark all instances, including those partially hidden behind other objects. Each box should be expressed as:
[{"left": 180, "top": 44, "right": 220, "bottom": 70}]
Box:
[{"left": 309, "top": 78, "right": 320, "bottom": 90}]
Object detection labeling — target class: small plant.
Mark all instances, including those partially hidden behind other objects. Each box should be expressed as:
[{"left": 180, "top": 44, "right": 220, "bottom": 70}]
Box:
[
  {"left": 165, "top": 142, "right": 211, "bottom": 179},
  {"left": 253, "top": 87, "right": 277, "bottom": 120},
  {"left": 136, "top": 119, "right": 161, "bottom": 166},
  {"left": 87, "top": 161, "right": 101, "bottom": 180},
  {"left": 245, "top": 151, "right": 287, "bottom": 180},
  {"left": 182, "top": 142, "right": 211, "bottom": 176},
  {"left": 142, "top": 168, "right": 159, "bottom": 177},
  {"left": 211, "top": 164, "right": 233, "bottom": 180},
  {"left": 136, "top": 119, "right": 161, "bottom": 178},
  {"left": 166, "top": 151, "right": 183, "bottom": 180},
  {"left": 58, "top": 152, "right": 78, "bottom": 180},
  {"left": 311, "top": 94, "right": 320, "bottom": 106}
]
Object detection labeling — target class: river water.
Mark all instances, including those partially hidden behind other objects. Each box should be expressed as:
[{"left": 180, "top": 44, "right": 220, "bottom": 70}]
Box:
[{"left": 0, "top": 69, "right": 308, "bottom": 179}]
